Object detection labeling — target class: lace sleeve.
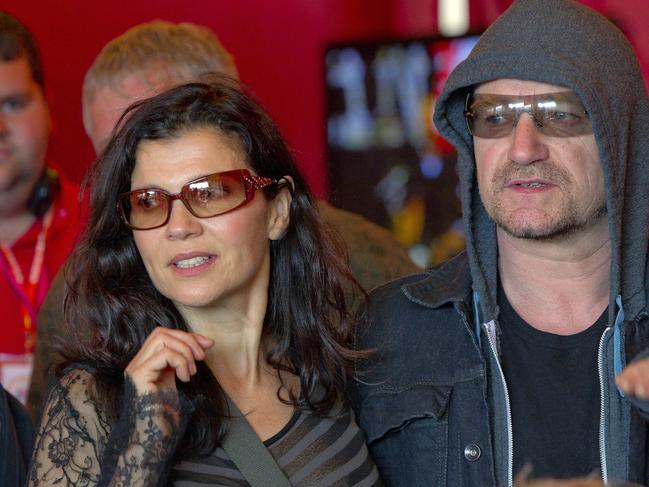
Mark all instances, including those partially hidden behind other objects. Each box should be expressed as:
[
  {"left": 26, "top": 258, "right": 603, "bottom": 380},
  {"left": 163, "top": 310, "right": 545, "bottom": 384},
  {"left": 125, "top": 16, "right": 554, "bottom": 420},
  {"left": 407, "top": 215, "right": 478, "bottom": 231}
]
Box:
[{"left": 28, "top": 369, "right": 194, "bottom": 487}]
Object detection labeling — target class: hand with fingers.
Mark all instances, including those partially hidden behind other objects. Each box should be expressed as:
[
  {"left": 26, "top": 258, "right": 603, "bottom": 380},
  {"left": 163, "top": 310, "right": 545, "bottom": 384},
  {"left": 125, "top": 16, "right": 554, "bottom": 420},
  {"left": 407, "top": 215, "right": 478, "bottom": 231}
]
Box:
[
  {"left": 125, "top": 327, "right": 215, "bottom": 395},
  {"left": 616, "top": 356, "right": 649, "bottom": 400}
]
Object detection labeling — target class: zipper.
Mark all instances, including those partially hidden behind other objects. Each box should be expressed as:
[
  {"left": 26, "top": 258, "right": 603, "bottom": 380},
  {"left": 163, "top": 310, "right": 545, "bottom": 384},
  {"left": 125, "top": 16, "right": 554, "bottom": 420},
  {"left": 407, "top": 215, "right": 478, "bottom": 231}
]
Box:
[
  {"left": 484, "top": 320, "right": 514, "bottom": 487},
  {"left": 597, "top": 327, "right": 611, "bottom": 484}
]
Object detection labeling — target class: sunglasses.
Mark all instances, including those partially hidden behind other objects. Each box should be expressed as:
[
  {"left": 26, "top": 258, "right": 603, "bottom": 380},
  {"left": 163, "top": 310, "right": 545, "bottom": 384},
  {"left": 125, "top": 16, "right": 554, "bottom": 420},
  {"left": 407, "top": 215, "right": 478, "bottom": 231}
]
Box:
[
  {"left": 118, "top": 168, "right": 279, "bottom": 230},
  {"left": 463, "top": 91, "right": 592, "bottom": 138}
]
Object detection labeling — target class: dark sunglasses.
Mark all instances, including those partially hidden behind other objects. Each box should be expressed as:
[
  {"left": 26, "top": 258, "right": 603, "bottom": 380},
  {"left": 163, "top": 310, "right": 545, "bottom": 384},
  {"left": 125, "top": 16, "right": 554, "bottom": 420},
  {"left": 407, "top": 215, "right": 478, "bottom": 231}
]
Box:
[
  {"left": 463, "top": 91, "right": 592, "bottom": 139},
  {"left": 118, "top": 168, "right": 281, "bottom": 230}
]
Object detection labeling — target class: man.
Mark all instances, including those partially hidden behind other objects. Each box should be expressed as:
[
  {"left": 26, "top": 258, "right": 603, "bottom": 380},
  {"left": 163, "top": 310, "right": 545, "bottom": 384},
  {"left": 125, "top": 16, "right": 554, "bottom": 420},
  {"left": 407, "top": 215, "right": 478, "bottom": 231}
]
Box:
[
  {"left": 0, "top": 12, "right": 80, "bottom": 404},
  {"left": 354, "top": 0, "right": 649, "bottom": 485},
  {"left": 26, "top": 20, "right": 419, "bottom": 422},
  {"left": 0, "top": 383, "right": 33, "bottom": 485}
]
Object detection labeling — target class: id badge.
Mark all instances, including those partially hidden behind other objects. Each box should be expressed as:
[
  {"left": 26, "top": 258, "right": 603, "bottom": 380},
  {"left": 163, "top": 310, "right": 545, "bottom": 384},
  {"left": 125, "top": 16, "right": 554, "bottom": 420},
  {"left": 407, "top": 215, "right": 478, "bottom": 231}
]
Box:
[{"left": 0, "top": 353, "right": 34, "bottom": 404}]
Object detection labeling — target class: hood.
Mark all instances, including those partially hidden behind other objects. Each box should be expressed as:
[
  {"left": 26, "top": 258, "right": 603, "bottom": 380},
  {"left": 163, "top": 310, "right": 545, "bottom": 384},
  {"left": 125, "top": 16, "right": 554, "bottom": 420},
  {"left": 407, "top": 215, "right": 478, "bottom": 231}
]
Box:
[{"left": 433, "top": 0, "right": 649, "bottom": 324}]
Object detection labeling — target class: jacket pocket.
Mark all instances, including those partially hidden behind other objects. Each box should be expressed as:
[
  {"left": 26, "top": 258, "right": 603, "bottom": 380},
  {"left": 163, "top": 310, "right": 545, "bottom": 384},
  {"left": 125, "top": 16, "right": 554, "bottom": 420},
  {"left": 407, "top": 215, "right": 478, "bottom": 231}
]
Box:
[{"left": 360, "top": 384, "right": 452, "bottom": 487}]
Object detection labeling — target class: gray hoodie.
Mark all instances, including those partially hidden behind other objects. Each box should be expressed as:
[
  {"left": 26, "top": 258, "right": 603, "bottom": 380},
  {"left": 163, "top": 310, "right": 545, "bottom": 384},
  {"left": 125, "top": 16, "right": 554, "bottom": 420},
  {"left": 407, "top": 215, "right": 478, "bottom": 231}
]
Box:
[
  {"left": 433, "top": 0, "right": 649, "bottom": 483},
  {"left": 435, "top": 0, "right": 649, "bottom": 325},
  {"left": 353, "top": 1, "right": 649, "bottom": 485}
]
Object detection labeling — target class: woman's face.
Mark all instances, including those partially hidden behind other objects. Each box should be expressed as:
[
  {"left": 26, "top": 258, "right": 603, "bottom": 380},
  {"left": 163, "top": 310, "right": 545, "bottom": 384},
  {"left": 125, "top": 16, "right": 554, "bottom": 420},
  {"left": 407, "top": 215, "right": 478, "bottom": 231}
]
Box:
[{"left": 130, "top": 127, "right": 290, "bottom": 315}]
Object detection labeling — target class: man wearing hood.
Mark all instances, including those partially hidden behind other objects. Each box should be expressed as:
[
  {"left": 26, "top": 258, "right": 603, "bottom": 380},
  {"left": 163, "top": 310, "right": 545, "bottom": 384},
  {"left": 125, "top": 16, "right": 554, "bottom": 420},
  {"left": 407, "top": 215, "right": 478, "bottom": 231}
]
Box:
[{"left": 354, "top": 0, "right": 649, "bottom": 485}]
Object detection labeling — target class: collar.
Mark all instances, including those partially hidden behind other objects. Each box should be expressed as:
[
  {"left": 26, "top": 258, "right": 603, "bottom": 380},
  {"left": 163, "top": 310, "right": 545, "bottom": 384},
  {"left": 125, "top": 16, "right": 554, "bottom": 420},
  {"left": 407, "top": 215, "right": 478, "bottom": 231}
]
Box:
[{"left": 401, "top": 251, "right": 472, "bottom": 309}]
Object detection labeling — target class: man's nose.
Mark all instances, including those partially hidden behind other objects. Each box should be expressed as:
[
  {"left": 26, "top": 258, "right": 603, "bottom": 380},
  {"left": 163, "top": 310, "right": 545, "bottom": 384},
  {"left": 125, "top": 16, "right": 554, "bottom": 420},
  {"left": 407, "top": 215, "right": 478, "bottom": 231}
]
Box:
[{"left": 507, "top": 112, "right": 549, "bottom": 165}]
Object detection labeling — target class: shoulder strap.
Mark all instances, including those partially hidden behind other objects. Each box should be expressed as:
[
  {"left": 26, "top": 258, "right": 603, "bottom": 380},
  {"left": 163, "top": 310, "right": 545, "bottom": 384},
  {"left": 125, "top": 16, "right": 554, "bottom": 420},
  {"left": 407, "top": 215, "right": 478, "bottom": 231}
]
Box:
[{"left": 222, "top": 397, "right": 292, "bottom": 487}]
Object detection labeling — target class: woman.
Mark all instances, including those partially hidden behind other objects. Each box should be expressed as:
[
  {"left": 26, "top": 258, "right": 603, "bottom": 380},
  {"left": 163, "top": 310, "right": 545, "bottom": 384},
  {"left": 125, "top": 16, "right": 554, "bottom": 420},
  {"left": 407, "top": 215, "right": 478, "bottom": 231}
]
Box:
[{"left": 28, "top": 79, "right": 380, "bottom": 486}]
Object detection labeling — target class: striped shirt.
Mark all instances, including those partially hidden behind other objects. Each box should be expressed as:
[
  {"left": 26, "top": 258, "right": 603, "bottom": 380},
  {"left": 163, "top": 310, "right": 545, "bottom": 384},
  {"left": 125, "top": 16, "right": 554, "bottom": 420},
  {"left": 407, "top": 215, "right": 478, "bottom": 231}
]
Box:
[{"left": 172, "top": 402, "right": 382, "bottom": 486}]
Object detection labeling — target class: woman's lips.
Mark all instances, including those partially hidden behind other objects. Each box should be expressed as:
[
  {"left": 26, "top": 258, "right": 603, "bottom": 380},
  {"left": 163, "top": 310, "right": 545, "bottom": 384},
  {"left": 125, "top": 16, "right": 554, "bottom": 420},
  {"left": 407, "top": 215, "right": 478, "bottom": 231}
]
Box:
[{"left": 169, "top": 252, "right": 217, "bottom": 276}]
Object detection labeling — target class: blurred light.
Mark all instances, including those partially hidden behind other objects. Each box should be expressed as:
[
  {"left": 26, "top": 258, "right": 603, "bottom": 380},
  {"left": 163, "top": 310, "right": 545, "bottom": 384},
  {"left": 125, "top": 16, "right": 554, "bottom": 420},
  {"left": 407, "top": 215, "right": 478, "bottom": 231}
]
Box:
[
  {"left": 438, "top": 0, "right": 469, "bottom": 37},
  {"left": 409, "top": 244, "right": 430, "bottom": 269},
  {"left": 374, "top": 165, "right": 410, "bottom": 213},
  {"left": 420, "top": 153, "right": 443, "bottom": 179}
]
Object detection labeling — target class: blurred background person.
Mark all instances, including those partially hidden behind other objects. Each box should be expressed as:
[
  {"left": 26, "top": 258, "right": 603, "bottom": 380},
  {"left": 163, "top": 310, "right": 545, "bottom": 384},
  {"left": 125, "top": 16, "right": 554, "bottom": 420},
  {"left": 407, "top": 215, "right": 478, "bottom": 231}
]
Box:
[
  {"left": 29, "top": 78, "right": 381, "bottom": 486},
  {"left": 27, "top": 20, "right": 418, "bottom": 422},
  {"left": 0, "top": 11, "right": 80, "bottom": 404},
  {"left": 0, "top": 382, "right": 33, "bottom": 486}
]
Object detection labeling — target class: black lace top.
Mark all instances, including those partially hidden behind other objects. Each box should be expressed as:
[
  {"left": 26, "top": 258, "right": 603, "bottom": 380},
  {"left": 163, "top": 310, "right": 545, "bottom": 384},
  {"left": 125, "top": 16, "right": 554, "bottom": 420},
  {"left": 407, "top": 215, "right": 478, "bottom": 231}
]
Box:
[{"left": 28, "top": 369, "right": 381, "bottom": 486}]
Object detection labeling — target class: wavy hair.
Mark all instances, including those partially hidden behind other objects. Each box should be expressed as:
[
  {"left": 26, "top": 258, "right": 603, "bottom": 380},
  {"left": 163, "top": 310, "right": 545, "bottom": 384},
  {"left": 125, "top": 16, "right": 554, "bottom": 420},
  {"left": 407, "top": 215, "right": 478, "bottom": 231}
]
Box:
[{"left": 62, "top": 77, "right": 363, "bottom": 457}]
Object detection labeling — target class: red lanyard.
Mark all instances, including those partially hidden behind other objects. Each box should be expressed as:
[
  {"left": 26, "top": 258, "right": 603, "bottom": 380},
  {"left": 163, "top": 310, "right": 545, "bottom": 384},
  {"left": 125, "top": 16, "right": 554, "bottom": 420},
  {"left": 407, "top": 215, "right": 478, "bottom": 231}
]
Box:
[{"left": 0, "top": 206, "right": 54, "bottom": 354}]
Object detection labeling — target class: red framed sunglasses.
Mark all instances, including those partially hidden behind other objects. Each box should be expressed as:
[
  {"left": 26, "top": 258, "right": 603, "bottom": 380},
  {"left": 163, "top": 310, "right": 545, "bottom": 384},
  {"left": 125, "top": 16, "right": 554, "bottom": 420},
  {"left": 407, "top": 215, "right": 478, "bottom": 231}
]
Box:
[{"left": 118, "top": 168, "right": 278, "bottom": 230}]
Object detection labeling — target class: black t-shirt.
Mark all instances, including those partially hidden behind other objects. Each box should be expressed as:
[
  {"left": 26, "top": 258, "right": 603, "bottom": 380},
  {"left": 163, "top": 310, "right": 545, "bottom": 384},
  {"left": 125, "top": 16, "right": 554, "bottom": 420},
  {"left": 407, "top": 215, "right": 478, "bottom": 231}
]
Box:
[{"left": 498, "top": 285, "right": 607, "bottom": 479}]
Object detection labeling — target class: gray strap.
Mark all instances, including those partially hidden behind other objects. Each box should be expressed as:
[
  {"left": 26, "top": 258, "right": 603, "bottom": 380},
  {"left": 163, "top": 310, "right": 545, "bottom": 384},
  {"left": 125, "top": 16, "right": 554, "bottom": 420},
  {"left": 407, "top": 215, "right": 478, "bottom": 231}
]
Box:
[{"left": 222, "top": 397, "right": 292, "bottom": 487}]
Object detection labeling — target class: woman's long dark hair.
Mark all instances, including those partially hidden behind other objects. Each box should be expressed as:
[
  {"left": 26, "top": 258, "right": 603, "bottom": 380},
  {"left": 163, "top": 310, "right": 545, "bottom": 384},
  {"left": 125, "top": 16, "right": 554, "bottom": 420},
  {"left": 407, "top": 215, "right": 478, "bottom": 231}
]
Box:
[{"left": 61, "top": 77, "right": 364, "bottom": 458}]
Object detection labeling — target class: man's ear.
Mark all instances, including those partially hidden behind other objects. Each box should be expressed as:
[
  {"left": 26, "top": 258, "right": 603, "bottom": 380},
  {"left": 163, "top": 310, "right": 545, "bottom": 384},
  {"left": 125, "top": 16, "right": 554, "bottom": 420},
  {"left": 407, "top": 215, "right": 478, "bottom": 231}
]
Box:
[{"left": 267, "top": 176, "right": 294, "bottom": 240}]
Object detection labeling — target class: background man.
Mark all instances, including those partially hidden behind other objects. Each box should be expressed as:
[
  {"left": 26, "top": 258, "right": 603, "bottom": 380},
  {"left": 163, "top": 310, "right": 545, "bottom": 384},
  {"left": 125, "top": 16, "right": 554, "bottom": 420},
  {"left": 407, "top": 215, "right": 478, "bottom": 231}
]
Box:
[
  {"left": 26, "top": 20, "right": 419, "bottom": 421},
  {"left": 355, "top": 0, "right": 649, "bottom": 485},
  {"left": 0, "top": 382, "right": 33, "bottom": 485},
  {"left": 0, "top": 12, "right": 80, "bottom": 403}
]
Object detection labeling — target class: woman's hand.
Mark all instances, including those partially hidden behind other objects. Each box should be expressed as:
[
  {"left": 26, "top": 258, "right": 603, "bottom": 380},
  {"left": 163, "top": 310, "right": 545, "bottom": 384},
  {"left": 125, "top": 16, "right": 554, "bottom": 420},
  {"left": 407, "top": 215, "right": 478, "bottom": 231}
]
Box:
[{"left": 125, "top": 327, "right": 214, "bottom": 395}]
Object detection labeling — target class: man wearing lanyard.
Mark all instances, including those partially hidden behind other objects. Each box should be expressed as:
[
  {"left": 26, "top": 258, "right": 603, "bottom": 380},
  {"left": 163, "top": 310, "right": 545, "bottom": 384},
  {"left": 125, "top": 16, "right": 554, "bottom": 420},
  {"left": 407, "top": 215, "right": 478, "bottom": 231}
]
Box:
[{"left": 0, "top": 12, "right": 80, "bottom": 403}]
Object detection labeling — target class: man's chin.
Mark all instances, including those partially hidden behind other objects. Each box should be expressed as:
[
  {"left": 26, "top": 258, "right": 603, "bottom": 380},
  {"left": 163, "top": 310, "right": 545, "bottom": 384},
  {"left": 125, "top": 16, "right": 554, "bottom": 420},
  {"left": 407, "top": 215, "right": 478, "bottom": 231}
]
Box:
[
  {"left": 491, "top": 201, "right": 608, "bottom": 241},
  {"left": 499, "top": 223, "right": 570, "bottom": 240},
  {"left": 489, "top": 207, "right": 559, "bottom": 239},
  {"left": 0, "top": 184, "right": 34, "bottom": 218},
  {"left": 496, "top": 216, "right": 605, "bottom": 241},
  {"left": 0, "top": 170, "right": 16, "bottom": 191}
]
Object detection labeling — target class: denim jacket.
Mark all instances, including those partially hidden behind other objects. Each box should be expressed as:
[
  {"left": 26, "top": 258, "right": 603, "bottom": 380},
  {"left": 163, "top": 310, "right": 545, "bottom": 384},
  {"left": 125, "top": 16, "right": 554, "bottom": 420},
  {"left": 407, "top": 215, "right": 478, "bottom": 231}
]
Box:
[{"left": 353, "top": 252, "right": 649, "bottom": 487}]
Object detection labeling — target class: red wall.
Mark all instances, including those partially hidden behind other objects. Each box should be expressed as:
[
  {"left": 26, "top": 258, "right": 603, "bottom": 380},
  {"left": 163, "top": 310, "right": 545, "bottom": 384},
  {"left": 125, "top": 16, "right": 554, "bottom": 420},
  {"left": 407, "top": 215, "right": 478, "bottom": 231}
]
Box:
[{"left": 3, "top": 0, "right": 648, "bottom": 198}]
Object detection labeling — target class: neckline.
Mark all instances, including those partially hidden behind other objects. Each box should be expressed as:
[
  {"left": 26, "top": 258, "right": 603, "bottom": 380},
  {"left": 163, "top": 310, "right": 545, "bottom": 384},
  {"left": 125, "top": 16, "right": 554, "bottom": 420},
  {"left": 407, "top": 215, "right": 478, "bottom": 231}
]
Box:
[
  {"left": 498, "top": 281, "right": 608, "bottom": 348},
  {"left": 263, "top": 407, "right": 301, "bottom": 447}
]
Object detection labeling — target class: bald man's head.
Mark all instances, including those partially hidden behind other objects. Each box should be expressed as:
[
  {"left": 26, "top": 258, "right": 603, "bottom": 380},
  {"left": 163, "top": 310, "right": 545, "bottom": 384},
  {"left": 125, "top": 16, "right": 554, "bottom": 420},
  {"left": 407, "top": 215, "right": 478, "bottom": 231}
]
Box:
[{"left": 83, "top": 20, "right": 238, "bottom": 153}]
